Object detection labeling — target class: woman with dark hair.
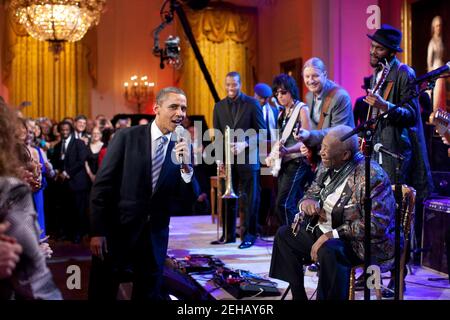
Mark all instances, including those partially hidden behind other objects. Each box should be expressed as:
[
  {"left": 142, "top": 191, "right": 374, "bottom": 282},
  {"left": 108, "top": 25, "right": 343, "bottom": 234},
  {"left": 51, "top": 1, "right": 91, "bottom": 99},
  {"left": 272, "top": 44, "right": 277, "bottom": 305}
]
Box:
[
  {"left": 0, "top": 101, "right": 61, "bottom": 299},
  {"left": 265, "top": 74, "right": 314, "bottom": 226}
]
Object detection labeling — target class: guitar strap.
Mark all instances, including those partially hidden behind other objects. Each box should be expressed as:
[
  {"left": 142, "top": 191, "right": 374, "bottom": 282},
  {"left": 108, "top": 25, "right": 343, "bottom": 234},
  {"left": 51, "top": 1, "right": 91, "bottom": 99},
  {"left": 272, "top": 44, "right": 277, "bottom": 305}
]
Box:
[
  {"left": 317, "top": 88, "right": 338, "bottom": 130},
  {"left": 280, "top": 101, "right": 309, "bottom": 163},
  {"left": 383, "top": 82, "right": 394, "bottom": 100},
  {"left": 280, "top": 101, "right": 305, "bottom": 142}
]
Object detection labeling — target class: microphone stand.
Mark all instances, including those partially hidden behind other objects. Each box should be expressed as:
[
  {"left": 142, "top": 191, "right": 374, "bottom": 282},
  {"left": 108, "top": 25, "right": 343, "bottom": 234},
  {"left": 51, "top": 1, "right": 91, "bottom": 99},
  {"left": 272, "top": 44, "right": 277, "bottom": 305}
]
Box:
[
  {"left": 340, "top": 77, "right": 437, "bottom": 300},
  {"left": 393, "top": 154, "right": 403, "bottom": 300}
]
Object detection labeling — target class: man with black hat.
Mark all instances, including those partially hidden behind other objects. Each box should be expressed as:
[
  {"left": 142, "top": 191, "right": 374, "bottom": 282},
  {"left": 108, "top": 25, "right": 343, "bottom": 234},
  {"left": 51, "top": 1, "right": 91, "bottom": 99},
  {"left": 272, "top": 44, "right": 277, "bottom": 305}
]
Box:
[{"left": 364, "top": 24, "right": 433, "bottom": 297}]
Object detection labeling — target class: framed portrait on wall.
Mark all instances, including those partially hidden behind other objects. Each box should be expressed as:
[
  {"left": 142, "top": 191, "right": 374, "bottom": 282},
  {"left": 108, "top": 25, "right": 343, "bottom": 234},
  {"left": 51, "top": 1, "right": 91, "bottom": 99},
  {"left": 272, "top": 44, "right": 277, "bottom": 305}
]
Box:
[{"left": 410, "top": 0, "right": 450, "bottom": 111}]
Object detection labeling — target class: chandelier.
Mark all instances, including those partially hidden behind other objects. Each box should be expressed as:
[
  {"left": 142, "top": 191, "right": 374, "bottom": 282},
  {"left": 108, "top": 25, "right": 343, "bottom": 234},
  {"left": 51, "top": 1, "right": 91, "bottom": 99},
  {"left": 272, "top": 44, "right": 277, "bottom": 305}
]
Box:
[
  {"left": 124, "top": 75, "right": 155, "bottom": 114},
  {"left": 10, "top": 0, "right": 106, "bottom": 55}
]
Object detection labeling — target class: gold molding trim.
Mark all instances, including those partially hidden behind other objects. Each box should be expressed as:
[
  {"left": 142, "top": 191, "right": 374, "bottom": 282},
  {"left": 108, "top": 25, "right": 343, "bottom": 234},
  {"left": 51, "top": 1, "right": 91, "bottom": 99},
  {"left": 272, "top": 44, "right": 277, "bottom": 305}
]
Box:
[{"left": 401, "top": 0, "right": 412, "bottom": 66}]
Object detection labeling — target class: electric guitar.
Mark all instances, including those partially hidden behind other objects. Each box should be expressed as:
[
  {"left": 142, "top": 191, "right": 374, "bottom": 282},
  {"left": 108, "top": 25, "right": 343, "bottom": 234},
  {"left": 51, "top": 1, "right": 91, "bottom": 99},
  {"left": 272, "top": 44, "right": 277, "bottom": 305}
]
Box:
[
  {"left": 265, "top": 139, "right": 283, "bottom": 177},
  {"left": 432, "top": 109, "right": 450, "bottom": 139},
  {"left": 431, "top": 109, "right": 450, "bottom": 157},
  {"left": 291, "top": 211, "right": 321, "bottom": 236},
  {"left": 361, "top": 58, "right": 391, "bottom": 151}
]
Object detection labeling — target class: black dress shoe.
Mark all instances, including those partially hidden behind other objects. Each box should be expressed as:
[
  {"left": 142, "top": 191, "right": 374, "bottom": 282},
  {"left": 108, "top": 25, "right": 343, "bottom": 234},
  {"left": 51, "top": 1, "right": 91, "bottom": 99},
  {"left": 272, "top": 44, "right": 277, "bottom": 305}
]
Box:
[
  {"left": 238, "top": 240, "right": 254, "bottom": 249},
  {"left": 210, "top": 237, "right": 235, "bottom": 245}
]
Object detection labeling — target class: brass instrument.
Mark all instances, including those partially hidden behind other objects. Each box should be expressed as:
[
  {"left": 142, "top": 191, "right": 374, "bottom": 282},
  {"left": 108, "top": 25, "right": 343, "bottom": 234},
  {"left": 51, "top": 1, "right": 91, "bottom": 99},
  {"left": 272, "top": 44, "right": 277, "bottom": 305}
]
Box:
[
  {"left": 213, "top": 126, "right": 238, "bottom": 242},
  {"left": 222, "top": 126, "right": 238, "bottom": 199},
  {"left": 215, "top": 159, "right": 223, "bottom": 240}
]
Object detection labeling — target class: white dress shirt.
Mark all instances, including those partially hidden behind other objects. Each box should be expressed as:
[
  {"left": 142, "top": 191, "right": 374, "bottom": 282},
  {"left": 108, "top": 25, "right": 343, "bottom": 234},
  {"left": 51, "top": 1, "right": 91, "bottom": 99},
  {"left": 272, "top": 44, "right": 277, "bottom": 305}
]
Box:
[{"left": 318, "top": 173, "right": 351, "bottom": 238}]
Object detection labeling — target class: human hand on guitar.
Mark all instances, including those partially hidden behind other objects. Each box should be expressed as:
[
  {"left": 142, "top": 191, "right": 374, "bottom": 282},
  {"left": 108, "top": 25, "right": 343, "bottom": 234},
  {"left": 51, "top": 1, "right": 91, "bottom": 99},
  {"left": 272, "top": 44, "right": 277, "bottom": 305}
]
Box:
[
  {"left": 299, "top": 144, "right": 310, "bottom": 157},
  {"left": 363, "top": 91, "right": 389, "bottom": 112},
  {"left": 293, "top": 128, "right": 310, "bottom": 142},
  {"left": 300, "top": 199, "right": 321, "bottom": 216}
]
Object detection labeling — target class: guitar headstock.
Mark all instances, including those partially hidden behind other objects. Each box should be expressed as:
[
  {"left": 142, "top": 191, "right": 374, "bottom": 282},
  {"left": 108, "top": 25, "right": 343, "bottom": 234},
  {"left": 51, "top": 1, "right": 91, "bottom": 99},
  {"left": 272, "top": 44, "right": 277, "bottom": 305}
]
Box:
[
  {"left": 432, "top": 109, "right": 450, "bottom": 136},
  {"left": 372, "top": 59, "right": 391, "bottom": 95}
]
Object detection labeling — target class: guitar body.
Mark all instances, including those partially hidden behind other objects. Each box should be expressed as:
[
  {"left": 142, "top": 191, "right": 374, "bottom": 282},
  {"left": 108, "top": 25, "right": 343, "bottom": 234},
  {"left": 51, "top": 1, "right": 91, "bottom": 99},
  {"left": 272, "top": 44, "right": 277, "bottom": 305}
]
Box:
[
  {"left": 266, "top": 140, "right": 282, "bottom": 177},
  {"left": 432, "top": 109, "right": 450, "bottom": 157}
]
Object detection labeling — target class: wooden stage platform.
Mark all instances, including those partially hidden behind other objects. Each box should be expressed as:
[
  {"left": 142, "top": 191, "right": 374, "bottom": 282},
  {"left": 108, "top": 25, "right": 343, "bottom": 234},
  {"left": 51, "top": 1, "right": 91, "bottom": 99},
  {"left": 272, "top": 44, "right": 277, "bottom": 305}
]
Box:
[{"left": 167, "top": 215, "right": 450, "bottom": 300}]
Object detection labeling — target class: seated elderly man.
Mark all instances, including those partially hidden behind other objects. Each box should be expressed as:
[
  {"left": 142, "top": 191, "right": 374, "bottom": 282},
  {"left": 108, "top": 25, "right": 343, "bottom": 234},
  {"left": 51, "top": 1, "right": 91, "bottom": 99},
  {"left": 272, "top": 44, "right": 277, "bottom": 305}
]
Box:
[{"left": 269, "top": 125, "right": 396, "bottom": 300}]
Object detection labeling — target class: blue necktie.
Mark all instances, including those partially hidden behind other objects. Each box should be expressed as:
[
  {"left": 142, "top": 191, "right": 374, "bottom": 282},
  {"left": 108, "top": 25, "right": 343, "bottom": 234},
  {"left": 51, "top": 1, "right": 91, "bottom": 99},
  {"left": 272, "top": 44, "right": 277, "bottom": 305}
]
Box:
[{"left": 152, "top": 135, "right": 168, "bottom": 190}]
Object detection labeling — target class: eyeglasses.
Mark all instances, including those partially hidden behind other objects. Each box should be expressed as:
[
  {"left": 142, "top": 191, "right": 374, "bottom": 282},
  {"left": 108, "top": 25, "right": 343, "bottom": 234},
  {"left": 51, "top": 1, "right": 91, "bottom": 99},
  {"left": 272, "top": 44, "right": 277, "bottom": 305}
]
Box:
[{"left": 274, "top": 90, "right": 288, "bottom": 96}]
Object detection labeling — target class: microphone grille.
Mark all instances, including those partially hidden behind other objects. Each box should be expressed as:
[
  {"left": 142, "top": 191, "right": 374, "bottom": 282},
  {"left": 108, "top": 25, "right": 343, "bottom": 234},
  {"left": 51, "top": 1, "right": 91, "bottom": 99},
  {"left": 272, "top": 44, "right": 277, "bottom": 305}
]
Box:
[
  {"left": 175, "top": 125, "right": 184, "bottom": 134},
  {"left": 373, "top": 143, "right": 382, "bottom": 152}
]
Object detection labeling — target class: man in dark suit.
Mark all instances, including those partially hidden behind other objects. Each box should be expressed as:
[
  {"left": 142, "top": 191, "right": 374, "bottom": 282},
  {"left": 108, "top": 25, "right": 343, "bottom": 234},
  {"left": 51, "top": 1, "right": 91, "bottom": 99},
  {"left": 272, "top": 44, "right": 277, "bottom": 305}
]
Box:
[
  {"left": 51, "top": 121, "right": 90, "bottom": 243},
  {"left": 211, "top": 72, "right": 266, "bottom": 249},
  {"left": 89, "top": 87, "right": 197, "bottom": 300}
]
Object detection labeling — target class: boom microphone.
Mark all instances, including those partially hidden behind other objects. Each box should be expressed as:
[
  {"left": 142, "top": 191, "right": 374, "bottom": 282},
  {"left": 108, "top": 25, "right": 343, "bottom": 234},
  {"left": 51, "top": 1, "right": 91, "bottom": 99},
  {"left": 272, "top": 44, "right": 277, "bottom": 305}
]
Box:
[
  {"left": 414, "top": 62, "right": 450, "bottom": 85},
  {"left": 374, "top": 143, "right": 405, "bottom": 161}
]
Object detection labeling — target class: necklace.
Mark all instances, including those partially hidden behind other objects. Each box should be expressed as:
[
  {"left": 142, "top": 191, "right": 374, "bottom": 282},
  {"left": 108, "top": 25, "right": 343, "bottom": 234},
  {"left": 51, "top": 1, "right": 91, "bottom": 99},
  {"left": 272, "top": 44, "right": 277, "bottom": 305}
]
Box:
[{"left": 281, "top": 101, "right": 297, "bottom": 128}]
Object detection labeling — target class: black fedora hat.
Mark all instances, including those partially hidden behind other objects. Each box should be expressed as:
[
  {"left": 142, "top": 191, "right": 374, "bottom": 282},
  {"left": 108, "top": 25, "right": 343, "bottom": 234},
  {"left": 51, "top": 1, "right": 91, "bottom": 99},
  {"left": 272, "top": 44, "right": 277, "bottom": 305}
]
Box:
[{"left": 367, "top": 24, "right": 403, "bottom": 52}]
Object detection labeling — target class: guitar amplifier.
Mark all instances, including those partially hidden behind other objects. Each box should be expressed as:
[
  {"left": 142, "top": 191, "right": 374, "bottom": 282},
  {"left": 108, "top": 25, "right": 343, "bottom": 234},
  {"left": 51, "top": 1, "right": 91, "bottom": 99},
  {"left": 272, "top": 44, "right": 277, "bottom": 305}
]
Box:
[{"left": 421, "top": 198, "right": 450, "bottom": 275}]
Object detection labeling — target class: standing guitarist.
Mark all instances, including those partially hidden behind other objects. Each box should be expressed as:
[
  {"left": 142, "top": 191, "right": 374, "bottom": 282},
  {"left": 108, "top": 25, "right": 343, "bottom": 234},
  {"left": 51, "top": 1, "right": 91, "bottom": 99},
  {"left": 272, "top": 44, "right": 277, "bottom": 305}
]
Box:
[
  {"left": 364, "top": 24, "right": 433, "bottom": 297},
  {"left": 294, "top": 57, "right": 354, "bottom": 160},
  {"left": 265, "top": 74, "right": 314, "bottom": 226}
]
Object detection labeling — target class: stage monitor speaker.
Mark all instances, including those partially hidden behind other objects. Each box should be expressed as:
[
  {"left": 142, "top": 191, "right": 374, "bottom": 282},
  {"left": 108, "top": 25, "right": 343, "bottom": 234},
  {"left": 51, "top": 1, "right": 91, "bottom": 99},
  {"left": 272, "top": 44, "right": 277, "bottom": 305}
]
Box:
[{"left": 421, "top": 198, "right": 450, "bottom": 275}]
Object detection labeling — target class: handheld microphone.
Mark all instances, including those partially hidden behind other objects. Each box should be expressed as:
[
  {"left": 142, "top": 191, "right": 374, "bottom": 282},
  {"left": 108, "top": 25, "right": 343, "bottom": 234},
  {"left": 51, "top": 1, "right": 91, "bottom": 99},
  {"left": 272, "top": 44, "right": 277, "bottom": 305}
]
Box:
[
  {"left": 374, "top": 143, "right": 405, "bottom": 161},
  {"left": 175, "top": 125, "right": 185, "bottom": 164},
  {"left": 413, "top": 62, "right": 450, "bottom": 84}
]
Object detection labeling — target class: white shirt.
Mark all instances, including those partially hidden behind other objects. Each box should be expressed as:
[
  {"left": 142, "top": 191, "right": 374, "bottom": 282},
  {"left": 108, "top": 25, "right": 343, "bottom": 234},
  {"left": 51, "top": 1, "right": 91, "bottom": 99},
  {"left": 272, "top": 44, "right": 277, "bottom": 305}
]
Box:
[
  {"left": 318, "top": 173, "right": 351, "bottom": 238},
  {"left": 150, "top": 121, "right": 192, "bottom": 183}
]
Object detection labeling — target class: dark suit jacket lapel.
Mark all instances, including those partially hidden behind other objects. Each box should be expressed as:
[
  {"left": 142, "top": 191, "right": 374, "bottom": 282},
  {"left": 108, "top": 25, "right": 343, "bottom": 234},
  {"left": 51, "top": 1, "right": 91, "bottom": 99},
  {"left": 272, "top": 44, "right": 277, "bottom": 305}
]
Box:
[{"left": 143, "top": 124, "right": 152, "bottom": 194}]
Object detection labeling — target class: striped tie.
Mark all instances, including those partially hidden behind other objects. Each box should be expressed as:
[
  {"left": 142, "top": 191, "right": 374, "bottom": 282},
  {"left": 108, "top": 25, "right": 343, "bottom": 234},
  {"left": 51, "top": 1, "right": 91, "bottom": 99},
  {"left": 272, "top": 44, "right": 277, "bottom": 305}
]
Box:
[{"left": 152, "top": 135, "right": 168, "bottom": 190}]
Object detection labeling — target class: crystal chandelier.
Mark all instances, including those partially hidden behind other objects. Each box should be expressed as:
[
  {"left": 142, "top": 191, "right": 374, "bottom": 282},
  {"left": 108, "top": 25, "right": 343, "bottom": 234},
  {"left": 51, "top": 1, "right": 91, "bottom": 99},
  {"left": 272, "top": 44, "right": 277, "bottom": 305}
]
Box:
[{"left": 10, "top": 0, "right": 106, "bottom": 55}]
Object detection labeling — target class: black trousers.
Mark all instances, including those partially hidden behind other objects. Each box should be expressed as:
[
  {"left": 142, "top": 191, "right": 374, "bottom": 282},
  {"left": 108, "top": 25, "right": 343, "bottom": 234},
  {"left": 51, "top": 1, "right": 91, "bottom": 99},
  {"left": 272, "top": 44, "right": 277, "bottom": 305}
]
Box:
[
  {"left": 220, "top": 166, "right": 260, "bottom": 242},
  {"left": 269, "top": 225, "right": 362, "bottom": 300},
  {"left": 88, "top": 222, "right": 167, "bottom": 300},
  {"left": 275, "top": 159, "right": 313, "bottom": 226}
]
